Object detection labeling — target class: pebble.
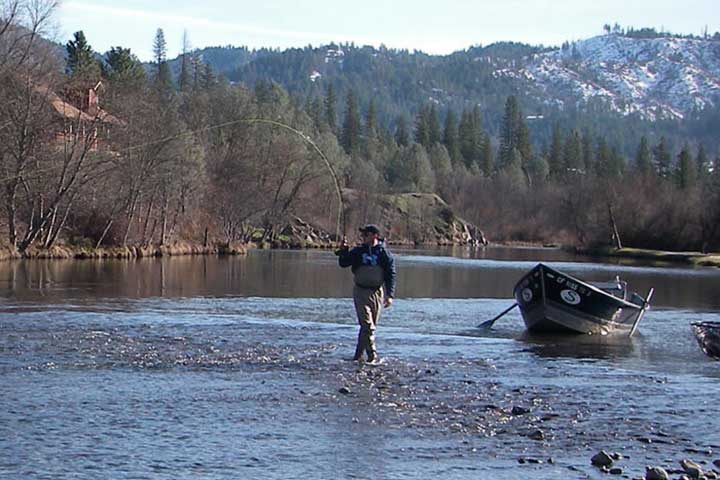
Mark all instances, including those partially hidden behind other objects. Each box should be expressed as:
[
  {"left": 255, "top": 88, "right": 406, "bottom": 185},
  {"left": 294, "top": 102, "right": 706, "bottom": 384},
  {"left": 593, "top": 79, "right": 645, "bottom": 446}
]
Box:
[
  {"left": 511, "top": 406, "right": 530, "bottom": 416},
  {"left": 338, "top": 387, "right": 351, "bottom": 395},
  {"left": 645, "top": 466, "right": 669, "bottom": 480},
  {"left": 528, "top": 429, "right": 545, "bottom": 441},
  {"left": 680, "top": 459, "right": 703, "bottom": 478},
  {"left": 591, "top": 450, "right": 615, "bottom": 468},
  {"left": 609, "top": 467, "right": 623, "bottom": 475},
  {"left": 714, "top": 459, "right": 720, "bottom": 469}
]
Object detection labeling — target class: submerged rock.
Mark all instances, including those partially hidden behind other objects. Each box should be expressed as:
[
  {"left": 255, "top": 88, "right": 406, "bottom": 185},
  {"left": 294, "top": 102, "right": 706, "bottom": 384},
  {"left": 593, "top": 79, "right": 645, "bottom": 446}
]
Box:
[
  {"left": 511, "top": 406, "right": 530, "bottom": 416},
  {"left": 338, "top": 386, "right": 351, "bottom": 395},
  {"left": 528, "top": 429, "right": 545, "bottom": 441}
]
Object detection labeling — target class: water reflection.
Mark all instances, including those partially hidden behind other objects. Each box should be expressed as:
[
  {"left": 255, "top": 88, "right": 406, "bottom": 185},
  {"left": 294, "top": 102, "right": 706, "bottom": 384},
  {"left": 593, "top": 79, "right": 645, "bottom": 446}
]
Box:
[
  {"left": 0, "top": 247, "right": 719, "bottom": 310},
  {"left": 516, "top": 331, "right": 637, "bottom": 360}
]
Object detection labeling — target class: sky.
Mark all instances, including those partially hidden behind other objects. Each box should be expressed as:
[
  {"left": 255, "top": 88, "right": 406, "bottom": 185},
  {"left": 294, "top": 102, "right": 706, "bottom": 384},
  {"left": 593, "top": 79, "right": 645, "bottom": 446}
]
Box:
[{"left": 56, "top": 0, "right": 719, "bottom": 61}]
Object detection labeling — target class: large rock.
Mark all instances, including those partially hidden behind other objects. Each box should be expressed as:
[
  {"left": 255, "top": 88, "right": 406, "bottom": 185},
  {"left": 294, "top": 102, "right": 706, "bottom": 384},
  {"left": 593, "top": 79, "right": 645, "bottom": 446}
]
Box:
[{"left": 342, "top": 189, "right": 487, "bottom": 246}]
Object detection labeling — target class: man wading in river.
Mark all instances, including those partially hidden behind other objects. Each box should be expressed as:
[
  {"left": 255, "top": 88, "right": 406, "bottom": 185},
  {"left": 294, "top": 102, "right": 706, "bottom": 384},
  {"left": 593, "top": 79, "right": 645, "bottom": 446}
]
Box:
[{"left": 337, "top": 224, "right": 396, "bottom": 364}]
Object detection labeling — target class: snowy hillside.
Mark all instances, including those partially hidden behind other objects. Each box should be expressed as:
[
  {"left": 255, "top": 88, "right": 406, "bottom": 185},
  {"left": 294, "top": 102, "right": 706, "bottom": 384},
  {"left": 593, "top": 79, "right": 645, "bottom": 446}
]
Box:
[{"left": 519, "top": 35, "right": 720, "bottom": 119}]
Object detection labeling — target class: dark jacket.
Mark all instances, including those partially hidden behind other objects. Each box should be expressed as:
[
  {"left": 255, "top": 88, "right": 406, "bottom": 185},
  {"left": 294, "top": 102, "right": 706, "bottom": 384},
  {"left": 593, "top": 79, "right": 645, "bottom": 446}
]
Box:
[{"left": 338, "top": 242, "right": 396, "bottom": 297}]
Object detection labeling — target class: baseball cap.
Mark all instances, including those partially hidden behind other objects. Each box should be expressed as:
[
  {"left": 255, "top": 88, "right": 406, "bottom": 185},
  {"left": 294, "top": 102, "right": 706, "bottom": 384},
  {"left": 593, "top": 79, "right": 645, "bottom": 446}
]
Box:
[{"left": 358, "top": 224, "right": 381, "bottom": 235}]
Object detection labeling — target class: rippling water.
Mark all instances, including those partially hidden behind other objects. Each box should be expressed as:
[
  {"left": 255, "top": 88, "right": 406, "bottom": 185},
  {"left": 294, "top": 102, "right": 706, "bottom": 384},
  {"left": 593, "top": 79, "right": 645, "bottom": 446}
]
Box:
[{"left": 2, "top": 247, "right": 720, "bottom": 479}]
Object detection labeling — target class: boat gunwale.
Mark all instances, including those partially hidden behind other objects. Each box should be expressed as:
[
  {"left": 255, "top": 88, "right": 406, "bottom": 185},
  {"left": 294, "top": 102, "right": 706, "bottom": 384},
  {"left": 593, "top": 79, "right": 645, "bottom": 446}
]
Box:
[{"left": 515, "top": 263, "right": 644, "bottom": 311}]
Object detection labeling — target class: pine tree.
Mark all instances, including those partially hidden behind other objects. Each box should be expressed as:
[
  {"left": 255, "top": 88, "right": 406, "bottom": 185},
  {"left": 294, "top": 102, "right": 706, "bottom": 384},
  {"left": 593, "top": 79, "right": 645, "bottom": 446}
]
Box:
[
  {"left": 324, "top": 84, "right": 337, "bottom": 134},
  {"left": 595, "top": 137, "right": 611, "bottom": 178},
  {"left": 427, "top": 105, "right": 442, "bottom": 145},
  {"left": 653, "top": 137, "right": 673, "bottom": 179},
  {"left": 152, "top": 28, "right": 172, "bottom": 90},
  {"left": 341, "top": 89, "right": 361, "bottom": 155},
  {"left": 562, "top": 130, "right": 583, "bottom": 173},
  {"left": 442, "top": 109, "right": 461, "bottom": 166},
  {"left": 516, "top": 108, "right": 532, "bottom": 166},
  {"left": 395, "top": 116, "right": 409, "bottom": 147},
  {"left": 458, "top": 109, "right": 475, "bottom": 167},
  {"left": 502, "top": 148, "right": 526, "bottom": 189},
  {"left": 525, "top": 153, "right": 550, "bottom": 185},
  {"left": 696, "top": 144, "right": 708, "bottom": 181},
  {"left": 104, "top": 47, "right": 145, "bottom": 86},
  {"left": 581, "top": 130, "right": 594, "bottom": 174},
  {"left": 309, "top": 97, "right": 323, "bottom": 131},
  {"left": 498, "top": 96, "right": 520, "bottom": 168},
  {"left": 458, "top": 107, "right": 484, "bottom": 169},
  {"left": 178, "top": 30, "right": 192, "bottom": 91},
  {"left": 675, "top": 145, "right": 696, "bottom": 190},
  {"left": 414, "top": 105, "right": 430, "bottom": 147},
  {"left": 364, "top": 99, "right": 377, "bottom": 139},
  {"left": 608, "top": 146, "right": 625, "bottom": 179},
  {"left": 409, "top": 144, "right": 436, "bottom": 192},
  {"left": 480, "top": 135, "right": 494, "bottom": 177},
  {"left": 201, "top": 62, "right": 215, "bottom": 89},
  {"left": 634, "top": 135, "right": 653, "bottom": 176},
  {"left": 548, "top": 123, "right": 564, "bottom": 178},
  {"left": 66, "top": 31, "right": 100, "bottom": 78},
  {"left": 498, "top": 96, "right": 531, "bottom": 169}
]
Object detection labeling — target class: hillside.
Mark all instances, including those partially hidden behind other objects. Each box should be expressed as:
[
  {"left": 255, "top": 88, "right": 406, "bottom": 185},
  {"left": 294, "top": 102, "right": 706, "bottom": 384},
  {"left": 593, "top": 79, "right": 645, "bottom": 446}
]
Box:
[
  {"left": 167, "top": 34, "right": 720, "bottom": 153},
  {"left": 521, "top": 35, "right": 720, "bottom": 120}
]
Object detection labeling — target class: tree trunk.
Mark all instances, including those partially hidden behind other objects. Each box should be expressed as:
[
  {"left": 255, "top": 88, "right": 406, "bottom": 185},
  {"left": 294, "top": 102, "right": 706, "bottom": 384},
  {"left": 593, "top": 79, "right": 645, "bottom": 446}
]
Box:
[
  {"left": 608, "top": 202, "right": 622, "bottom": 249},
  {"left": 122, "top": 195, "right": 139, "bottom": 247},
  {"left": 140, "top": 189, "right": 157, "bottom": 246},
  {"left": 46, "top": 198, "right": 75, "bottom": 249},
  {"left": 96, "top": 218, "right": 114, "bottom": 249},
  {"left": 5, "top": 184, "right": 18, "bottom": 247},
  {"left": 42, "top": 206, "right": 57, "bottom": 248},
  {"left": 159, "top": 193, "right": 169, "bottom": 246}
]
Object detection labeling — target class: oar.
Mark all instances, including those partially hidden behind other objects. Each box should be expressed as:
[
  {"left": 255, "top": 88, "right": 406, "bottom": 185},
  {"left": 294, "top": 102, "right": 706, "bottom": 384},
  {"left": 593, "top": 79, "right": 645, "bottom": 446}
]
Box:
[
  {"left": 478, "top": 303, "right": 518, "bottom": 329},
  {"left": 629, "top": 288, "right": 654, "bottom": 337}
]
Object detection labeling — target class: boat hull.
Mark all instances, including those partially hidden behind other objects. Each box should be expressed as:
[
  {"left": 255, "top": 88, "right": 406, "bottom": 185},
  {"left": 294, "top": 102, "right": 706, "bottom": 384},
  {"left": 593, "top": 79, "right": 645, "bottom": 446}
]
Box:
[
  {"left": 513, "top": 264, "right": 643, "bottom": 335},
  {"left": 691, "top": 322, "right": 720, "bottom": 360}
]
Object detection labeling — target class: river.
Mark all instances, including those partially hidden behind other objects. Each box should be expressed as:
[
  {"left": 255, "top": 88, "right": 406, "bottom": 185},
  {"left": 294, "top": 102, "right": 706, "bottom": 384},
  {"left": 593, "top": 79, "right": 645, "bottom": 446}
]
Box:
[{"left": 1, "top": 247, "right": 719, "bottom": 479}]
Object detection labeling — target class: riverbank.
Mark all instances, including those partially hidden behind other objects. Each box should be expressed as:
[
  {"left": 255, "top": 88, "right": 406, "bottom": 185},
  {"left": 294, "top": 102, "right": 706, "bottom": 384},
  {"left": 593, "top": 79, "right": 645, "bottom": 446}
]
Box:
[
  {"left": 0, "top": 242, "right": 248, "bottom": 261},
  {"left": 577, "top": 246, "right": 720, "bottom": 268}
]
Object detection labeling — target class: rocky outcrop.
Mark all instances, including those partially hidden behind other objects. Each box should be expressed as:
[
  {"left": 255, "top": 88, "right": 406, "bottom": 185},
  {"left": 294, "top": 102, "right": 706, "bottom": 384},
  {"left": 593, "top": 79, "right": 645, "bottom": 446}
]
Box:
[
  {"left": 279, "top": 217, "right": 335, "bottom": 248},
  {"left": 342, "top": 190, "right": 487, "bottom": 246}
]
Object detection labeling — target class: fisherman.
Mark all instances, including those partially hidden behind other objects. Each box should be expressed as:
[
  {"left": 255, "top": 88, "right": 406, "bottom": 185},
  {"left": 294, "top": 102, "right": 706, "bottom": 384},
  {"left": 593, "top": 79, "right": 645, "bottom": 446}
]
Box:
[{"left": 337, "top": 224, "right": 396, "bottom": 364}]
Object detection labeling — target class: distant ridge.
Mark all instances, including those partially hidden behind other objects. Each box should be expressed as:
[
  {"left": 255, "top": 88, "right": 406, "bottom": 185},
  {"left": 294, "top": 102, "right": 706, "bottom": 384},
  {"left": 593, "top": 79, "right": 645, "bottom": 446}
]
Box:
[{"left": 161, "top": 33, "right": 720, "bottom": 152}]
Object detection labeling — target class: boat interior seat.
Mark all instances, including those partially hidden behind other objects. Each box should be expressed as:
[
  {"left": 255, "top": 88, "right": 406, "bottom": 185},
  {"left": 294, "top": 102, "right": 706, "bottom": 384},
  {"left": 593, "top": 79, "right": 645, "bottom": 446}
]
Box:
[{"left": 592, "top": 276, "right": 628, "bottom": 300}]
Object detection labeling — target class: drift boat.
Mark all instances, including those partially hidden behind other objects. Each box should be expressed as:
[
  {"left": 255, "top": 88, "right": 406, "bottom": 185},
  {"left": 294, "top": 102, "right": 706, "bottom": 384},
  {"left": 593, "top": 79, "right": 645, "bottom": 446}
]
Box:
[
  {"left": 513, "top": 263, "right": 653, "bottom": 335},
  {"left": 691, "top": 322, "right": 720, "bottom": 359}
]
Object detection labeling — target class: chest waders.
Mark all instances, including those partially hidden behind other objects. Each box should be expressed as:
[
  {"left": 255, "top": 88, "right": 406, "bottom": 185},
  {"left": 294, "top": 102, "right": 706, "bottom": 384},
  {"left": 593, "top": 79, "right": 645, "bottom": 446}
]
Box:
[{"left": 352, "top": 263, "right": 385, "bottom": 361}]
